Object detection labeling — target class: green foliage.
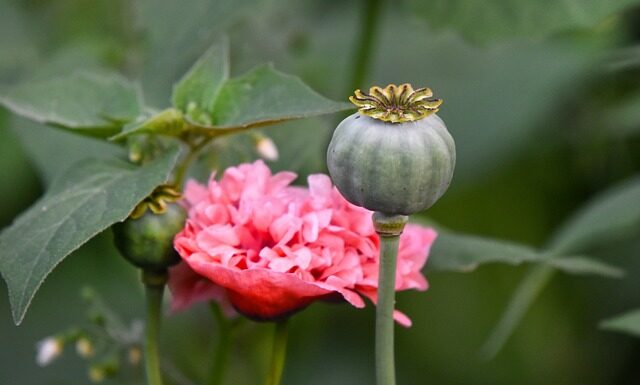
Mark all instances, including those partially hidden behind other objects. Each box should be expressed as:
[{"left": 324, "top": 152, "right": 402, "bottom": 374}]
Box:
[
  {"left": 601, "top": 309, "right": 640, "bottom": 337},
  {"left": 483, "top": 176, "right": 640, "bottom": 358},
  {"left": 0, "top": 72, "right": 142, "bottom": 137},
  {"left": 172, "top": 38, "right": 229, "bottom": 116},
  {"left": 548, "top": 176, "right": 640, "bottom": 254},
  {"left": 10, "top": 118, "right": 126, "bottom": 185},
  {"left": 137, "top": 0, "right": 259, "bottom": 103},
  {"left": 115, "top": 41, "right": 351, "bottom": 139},
  {"left": 429, "top": 231, "right": 623, "bottom": 278},
  {"left": 0, "top": 148, "right": 180, "bottom": 324},
  {"left": 409, "top": 0, "right": 640, "bottom": 43},
  {"left": 208, "top": 64, "right": 351, "bottom": 128}
]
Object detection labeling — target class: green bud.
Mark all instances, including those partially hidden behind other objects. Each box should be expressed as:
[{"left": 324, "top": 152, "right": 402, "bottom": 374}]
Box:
[{"left": 113, "top": 202, "right": 186, "bottom": 271}]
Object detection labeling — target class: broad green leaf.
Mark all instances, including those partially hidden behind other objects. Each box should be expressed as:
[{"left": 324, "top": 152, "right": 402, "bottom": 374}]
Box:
[
  {"left": 208, "top": 64, "right": 351, "bottom": 129},
  {"left": 10, "top": 117, "right": 126, "bottom": 186},
  {"left": 548, "top": 176, "right": 640, "bottom": 254},
  {"left": 600, "top": 309, "right": 640, "bottom": 338},
  {"left": 172, "top": 39, "right": 229, "bottom": 117},
  {"left": 118, "top": 64, "right": 351, "bottom": 139},
  {"left": 1, "top": 72, "right": 142, "bottom": 137},
  {"left": 0, "top": 148, "right": 180, "bottom": 324},
  {"left": 408, "top": 0, "right": 640, "bottom": 43},
  {"left": 429, "top": 231, "right": 622, "bottom": 277}
]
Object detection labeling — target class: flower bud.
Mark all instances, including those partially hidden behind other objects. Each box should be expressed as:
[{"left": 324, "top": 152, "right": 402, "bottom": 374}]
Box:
[
  {"left": 113, "top": 202, "right": 186, "bottom": 271},
  {"left": 254, "top": 134, "right": 279, "bottom": 161},
  {"left": 36, "top": 337, "right": 63, "bottom": 366}
]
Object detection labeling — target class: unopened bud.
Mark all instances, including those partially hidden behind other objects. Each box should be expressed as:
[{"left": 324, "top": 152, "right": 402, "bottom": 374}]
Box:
[
  {"left": 75, "top": 337, "right": 94, "bottom": 358},
  {"left": 254, "top": 135, "right": 279, "bottom": 161}
]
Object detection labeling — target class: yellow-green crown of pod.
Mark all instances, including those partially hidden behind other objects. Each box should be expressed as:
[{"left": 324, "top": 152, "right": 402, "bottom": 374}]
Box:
[
  {"left": 129, "top": 184, "right": 182, "bottom": 219},
  {"left": 349, "top": 84, "right": 442, "bottom": 123}
]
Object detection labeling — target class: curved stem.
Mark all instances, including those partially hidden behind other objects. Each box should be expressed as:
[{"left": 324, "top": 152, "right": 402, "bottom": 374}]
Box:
[
  {"left": 265, "top": 320, "right": 289, "bottom": 385},
  {"left": 207, "top": 303, "right": 232, "bottom": 385},
  {"left": 346, "top": 0, "right": 384, "bottom": 95},
  {"left": 372, "top": 212, "right": 407, "bottom": 385},
  {"left": 173, "top": 137, "right": 212, "bottom": 187},
  {"left": 143, "top": 272, "right": 166, "bottom": 385}
]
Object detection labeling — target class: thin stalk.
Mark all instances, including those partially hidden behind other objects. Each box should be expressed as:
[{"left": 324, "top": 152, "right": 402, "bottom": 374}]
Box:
[
  {"left": 346, "top": 0, "right": 384, "bottom": 95},
  {"left": 207, "top": 303, "right": 232, "bottom": 385},
  {"left": 372, "top": 212, "right": 407, "bottom": 385},
  {"left": 173, "top": 137, "right": 212, "bottom": 187},
  {"left": 376, "top": 235, "right": 399, "bottom": 385},
  {"left": 143, "top": 277, "right": 166, "bottom": 385},
  {"left": 265, "top": 320, "right": 289, "bottom": 385}
]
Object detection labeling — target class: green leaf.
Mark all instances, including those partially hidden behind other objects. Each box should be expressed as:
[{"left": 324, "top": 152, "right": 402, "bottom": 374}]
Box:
[
  {"left": 172, "top": 38, "right": 229, "bottom": 117},
  {"left": 600, "top": 309, "right": 640, "bottom": 338},
  {"left": 119, "top": 64, "right": 351, "bottom": 139},
  {"left": 207, "top": 64, "right": 351, "bottom": 129},
  {"left": 10, "top": 117, "right": 126, "bottom": 186},
  {"left": 548, "top": 176, "right": 640, "bottom": 254},
  {"left": 1, "top": 72, "right": 142, "bottom": 137},
  {"left": 545, "top": 256, "right": 623, "bottom": 278},
  {"left": 428, "top": 232, "right": 540, "bottom": 272},
  {"left": 409, "top": 0, "right": 640, "bottom": 43},
  {"left": 110, "top": 108, "right": 186, "bottom": 141},
  {"left": 428, "top": 231, "right": 622, "bottom": 277},
  {"left": 0, "top": 148, "right": 180, "bottom": 324},
  {"left": 480, "top": 176, "right": 640, "bottom": 358}
]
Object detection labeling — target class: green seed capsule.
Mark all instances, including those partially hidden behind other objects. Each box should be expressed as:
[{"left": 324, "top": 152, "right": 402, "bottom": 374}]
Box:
[
  {"left": 112, "top": 202, "right": 186, "bottom": 271},
  {"left": 327, "top": 84, "right": 456, "bottom": 215}
]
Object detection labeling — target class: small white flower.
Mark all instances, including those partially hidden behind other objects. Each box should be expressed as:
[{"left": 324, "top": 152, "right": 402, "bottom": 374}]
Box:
[
  {"left": 255, "top": 136, "right": 279, "bottom": 161},
  {"left": 36, "top": 337, "right": 63, "bottom": 366}
]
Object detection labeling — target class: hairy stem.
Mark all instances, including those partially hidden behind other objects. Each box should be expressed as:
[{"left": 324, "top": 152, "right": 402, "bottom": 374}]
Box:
[
  {"left": 373, "top": 212, "right": 407, "bottom": 385},
  {"left": 143, "top": 271, "right": 167, "bottom": 385},
  {"left": 265, "top": 320, "right": 289, "bottom": 385},
  {"left": 207, "top": 303, "right": 232, "bottom": 385}
]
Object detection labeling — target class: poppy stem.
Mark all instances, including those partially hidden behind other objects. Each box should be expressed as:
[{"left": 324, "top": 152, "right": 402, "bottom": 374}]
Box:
[
  {"left": 373, "top": 212, "right": 407, "bottom": 385},
  {"left": 142, "top": 270, "right": 168, "bottom": 385},
  {"left": 265, "top": 320, "right": 289, "bottom": 385},
  {"left": 208, "top": 303, "right": 232, "bottom": 385}
]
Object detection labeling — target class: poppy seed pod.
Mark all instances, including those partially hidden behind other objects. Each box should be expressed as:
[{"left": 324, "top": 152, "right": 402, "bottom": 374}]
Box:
[{"left": 327, "top": 84, "right": 456, "bottom": 215}]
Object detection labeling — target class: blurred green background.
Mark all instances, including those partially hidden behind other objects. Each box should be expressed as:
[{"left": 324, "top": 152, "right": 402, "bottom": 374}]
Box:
[{"left": 1, "top": 0, "right": 640, "bottom": 384}]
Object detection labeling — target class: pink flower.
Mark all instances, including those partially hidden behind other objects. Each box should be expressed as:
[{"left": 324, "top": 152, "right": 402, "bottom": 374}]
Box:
[{"left": 169, "top": 160, "right": 437, "bottom": 327}]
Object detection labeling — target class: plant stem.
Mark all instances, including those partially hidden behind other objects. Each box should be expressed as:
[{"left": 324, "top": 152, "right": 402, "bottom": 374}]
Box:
[
  {"left": 265, "top": 320, "right": 289, "bottom": 385},
  {"left": 143, "top": 270, "right": 167, "bottom": 385},
  {"left": 173, "top": 137, "right": 211, "bottom": 187},
  {"left": 347, "top": 0, "right": 384, "bottom": 95},
  {"left": 372, "top": 212, "right": 407, "bottom": 385},
  {"left": 207, "top": 303, "right": 232, "bottom": 385}
]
